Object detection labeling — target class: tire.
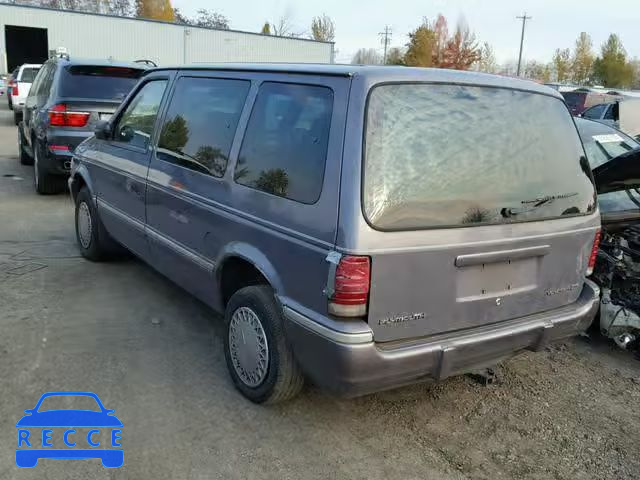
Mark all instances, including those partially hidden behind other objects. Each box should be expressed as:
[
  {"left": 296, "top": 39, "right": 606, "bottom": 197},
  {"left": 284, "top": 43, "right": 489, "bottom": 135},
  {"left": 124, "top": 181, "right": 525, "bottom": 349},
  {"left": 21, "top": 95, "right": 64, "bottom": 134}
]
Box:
[
  {"left": 13, "top": 112, "right": 20, "bottom": 125},
  {"left": 74, "top": 186, "right": 119, "bottom": 261},
  {"left": 224, "top": 285, "right": 304, "bottom": 404},
  {"left": 18, "top": 125, "right": 33, "bottom": 165},
  {"left": 33, "top": 140, "right": 66, "bottom": 195}
]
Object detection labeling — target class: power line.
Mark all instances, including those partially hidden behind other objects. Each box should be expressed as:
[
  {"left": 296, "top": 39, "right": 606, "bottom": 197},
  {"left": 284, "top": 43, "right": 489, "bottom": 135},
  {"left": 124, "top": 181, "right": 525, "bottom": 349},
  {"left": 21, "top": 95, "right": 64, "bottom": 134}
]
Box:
[
  {"left": 379, "top": 26, "right": 392, "bottom": 64},
  {"left": 516, "top": 13, "right": 532, "bottom": 77}
]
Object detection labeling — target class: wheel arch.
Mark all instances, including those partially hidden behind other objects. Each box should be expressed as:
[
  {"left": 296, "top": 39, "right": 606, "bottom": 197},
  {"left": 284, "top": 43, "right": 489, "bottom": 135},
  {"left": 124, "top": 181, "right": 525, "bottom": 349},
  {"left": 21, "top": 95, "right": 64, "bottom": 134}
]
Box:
[
  {"left": 69, "top": 164, "right": 95, "bottom": 203},
  {"left": 215, "top": 243, "right": 284, "bottom": 308}
]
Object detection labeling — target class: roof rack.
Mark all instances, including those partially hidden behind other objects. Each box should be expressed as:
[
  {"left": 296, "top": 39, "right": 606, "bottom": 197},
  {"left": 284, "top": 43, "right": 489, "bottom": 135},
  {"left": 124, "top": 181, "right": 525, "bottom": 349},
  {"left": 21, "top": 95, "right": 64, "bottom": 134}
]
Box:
[{"left": 134, "top": 59, "right": 157, "bottom": 67}]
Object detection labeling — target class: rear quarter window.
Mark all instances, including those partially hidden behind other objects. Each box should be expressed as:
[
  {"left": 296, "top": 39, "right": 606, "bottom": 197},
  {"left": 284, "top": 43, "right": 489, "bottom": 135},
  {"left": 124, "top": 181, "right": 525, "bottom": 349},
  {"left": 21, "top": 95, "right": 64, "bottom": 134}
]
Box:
[
  {"left": 18, "top": 67, "right": 40, "bottom": 83},
  {"left": 363, "top": 83, "right": 596, "bottom": 230}
]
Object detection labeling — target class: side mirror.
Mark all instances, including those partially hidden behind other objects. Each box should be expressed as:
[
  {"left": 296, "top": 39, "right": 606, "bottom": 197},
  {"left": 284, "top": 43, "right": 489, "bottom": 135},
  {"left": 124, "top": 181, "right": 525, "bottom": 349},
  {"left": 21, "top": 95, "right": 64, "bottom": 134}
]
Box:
[
  {"left": 94, "top": 120, "right": 112, "bottom": 140},
  {"left": 105, "top": 409, "right": 115, "bottom": 415},
  {"left": 24, "top": 409, "right": 33, "bottom": 414}
]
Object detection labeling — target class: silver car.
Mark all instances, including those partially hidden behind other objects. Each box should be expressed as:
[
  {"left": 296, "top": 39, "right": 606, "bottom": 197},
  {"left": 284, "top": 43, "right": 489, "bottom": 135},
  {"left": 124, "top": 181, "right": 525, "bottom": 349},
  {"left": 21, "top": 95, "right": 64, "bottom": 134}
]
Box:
[{"left": 69, "top": 65, "right": 601, "bottom": 403}]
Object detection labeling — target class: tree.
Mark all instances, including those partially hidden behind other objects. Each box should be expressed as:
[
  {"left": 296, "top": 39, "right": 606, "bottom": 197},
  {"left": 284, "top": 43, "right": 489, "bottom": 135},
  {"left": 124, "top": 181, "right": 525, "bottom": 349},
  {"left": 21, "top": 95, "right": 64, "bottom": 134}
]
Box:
[
  {"left": 524, "top": 60, "right": 551, "bottom": 82},
  {"left": 571, "top": 32, "right": 595, "bottom": 85},
  {"left": 195, "top": 145, "right": 227, "bottom": 177},
  {"left": 136, "top": 0, "right": 175, "bottom": 21},
  {"left": 261, "top": 21, "right": 271, "bottom": 35},
  {"left": 192, "top": 8, "right": 229, "bottom": 29},
  {"left": 385, "top": 47, "right": 405, "bottom": 65},
  {"left": 272, "top": 14, "right": 293, "bottom": 36},
  {"left": 404, "top": 20, "right": 435, "bottom": 67},
  {"left": 476, "top": 42, "right": 497, "bottom": 73},
  {"left": 352, "top": 48, "right": 382, "bottom": 65},
  {"left": 159, "top": 115, "right": 189, "bottom": 153},
  {"left": 440, "top": 20, "right": 481, "bottom": 70},
  {"left": 310, "top": 14, "right": 335, "bottom": 42},
  {"left": 552, "top": 48, "right": 572, "bottom": 83},
  {"left": 432, "top": 14, "right": 449, "bottom": 66},
  {"left": 631, "top": 58, "right": 640, "bottom": 89},
  {"left": 593, "top": 34, "right": 635, "bottom": 88},
  {"left": 255, "top": 169, "right": 289, "bottom": 197}
]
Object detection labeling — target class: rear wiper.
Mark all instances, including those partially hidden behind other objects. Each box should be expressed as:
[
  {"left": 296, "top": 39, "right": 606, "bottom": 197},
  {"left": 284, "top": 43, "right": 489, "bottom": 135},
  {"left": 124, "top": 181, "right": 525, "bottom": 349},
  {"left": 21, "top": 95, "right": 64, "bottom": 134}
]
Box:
[{"left": 501, "top": 192, "right": 578, "bottom": 218}]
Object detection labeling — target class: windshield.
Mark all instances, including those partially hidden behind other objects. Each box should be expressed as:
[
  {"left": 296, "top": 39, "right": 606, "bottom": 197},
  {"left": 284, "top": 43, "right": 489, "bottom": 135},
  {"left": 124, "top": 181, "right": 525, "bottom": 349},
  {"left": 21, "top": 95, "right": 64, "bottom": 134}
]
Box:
[
  {"left": 577, "top": 119, "right": 640, "bottom": 213},
  {"left": 363, "top": 84, "right": 596, "bottom": 230},
  {"left": 18, "top": 67, "right": 40, "bottom": 83},
  {"left": 59, "top": 65, "right": 144, "bottom": 101}
]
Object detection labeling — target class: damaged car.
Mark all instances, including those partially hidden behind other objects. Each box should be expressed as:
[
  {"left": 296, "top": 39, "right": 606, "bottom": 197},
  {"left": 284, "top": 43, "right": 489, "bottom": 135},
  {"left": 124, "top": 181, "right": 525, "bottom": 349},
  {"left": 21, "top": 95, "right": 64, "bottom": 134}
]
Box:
[{"left": 576, "top": 117, "right": 640, "bottom": 355}]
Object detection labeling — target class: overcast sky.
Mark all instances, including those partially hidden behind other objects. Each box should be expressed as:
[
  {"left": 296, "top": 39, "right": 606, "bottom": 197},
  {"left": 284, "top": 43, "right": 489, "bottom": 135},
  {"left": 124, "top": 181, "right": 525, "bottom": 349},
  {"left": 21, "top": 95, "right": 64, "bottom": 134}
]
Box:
[{"left": 173, "top": 0, "right": 640, "bottom": 65}]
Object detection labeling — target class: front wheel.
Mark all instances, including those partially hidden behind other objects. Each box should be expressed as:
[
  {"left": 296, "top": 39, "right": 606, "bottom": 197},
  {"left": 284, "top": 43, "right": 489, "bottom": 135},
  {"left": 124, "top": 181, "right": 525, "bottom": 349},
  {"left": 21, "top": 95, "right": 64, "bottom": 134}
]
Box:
[
  {"left": 74, "top": 187, "right": 119, "bottom": 261},
  {"left": 224, "top": 286, "right": 304, "bottom": 404}
]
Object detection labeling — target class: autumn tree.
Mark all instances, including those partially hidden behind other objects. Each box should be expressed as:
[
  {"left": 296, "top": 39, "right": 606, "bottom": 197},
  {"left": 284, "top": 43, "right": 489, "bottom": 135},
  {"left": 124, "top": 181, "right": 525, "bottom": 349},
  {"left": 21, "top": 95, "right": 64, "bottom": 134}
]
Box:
[
  {"left": 571, "top": 32, "right": 595, "bottom": 84},
  {"left": 552, "top": 48, "right": 572, "bottom": 83},
  {"left": 432, "top": 14, "right": 448, "bottom": 66},
  {"left": 352, "top": 48, "right": 382, "bottom": 65},
  {"left": 404, "top": 20, "right": 435, "bottom": 67},
  {"left": 593, "top": 34, "right": 635, "bottom": 88},
  {"left": 261, "top": 21, "right": 271, "bottom": 35},
  {"left": 310, "top": 14, "right": 335, "bottom": 42},
  {"left": 136, "top": 0, "right": 174, "bottom": 21},
  {"left": 440, "top": 20, "right": 481, "bottom": 70},
  {"left": 476, "top": 42, "right": 497, "bottom": 73}
]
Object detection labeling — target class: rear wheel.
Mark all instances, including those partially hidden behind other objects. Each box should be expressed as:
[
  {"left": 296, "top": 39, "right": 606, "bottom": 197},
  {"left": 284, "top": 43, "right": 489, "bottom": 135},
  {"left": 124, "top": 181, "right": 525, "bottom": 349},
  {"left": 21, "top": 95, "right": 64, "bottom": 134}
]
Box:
[
  {"left": 33, "top": 140, "right": 66, "bottom": 195},
  {"left": 18, "top": 126, "right": 33, "bottom": 165},
  {"left": 75, "top": 186, "right": 119, "bottom": 261},
  {"left": 224, "top": 286, "right": 304, "bottom": 404}
]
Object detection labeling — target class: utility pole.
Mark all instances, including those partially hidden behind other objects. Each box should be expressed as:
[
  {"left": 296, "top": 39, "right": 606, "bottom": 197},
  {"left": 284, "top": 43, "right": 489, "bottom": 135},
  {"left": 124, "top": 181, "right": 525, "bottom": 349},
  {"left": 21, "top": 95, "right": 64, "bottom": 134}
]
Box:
[
  {"left": 379, "top": 26, "right": 392, "bottom": 64},
  {"left": 516, "top": 13, "right": 532, "bottom": 77}
]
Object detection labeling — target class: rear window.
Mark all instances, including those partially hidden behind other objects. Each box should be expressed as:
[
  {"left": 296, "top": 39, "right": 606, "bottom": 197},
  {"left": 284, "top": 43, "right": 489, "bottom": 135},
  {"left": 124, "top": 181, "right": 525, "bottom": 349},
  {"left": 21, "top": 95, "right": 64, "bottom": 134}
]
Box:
[
  {"left": 562, "top": 92, "right": 585, "bottom": 109},
  {"left": 59, "top": 65, "right": 144, "bottom": 101},
  {"left": 18, "top": 67, "right": 40, "bottom": 83},
  {"left": 363, "top": 84, "right": 596, "bottom": 230}
]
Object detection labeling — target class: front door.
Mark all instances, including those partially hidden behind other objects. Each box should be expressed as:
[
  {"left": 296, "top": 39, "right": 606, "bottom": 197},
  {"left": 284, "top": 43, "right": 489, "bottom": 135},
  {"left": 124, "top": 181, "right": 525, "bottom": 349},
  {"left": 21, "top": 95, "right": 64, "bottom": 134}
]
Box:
[{"left": 82, "top": 77, "right": 170, "bottom": 258}]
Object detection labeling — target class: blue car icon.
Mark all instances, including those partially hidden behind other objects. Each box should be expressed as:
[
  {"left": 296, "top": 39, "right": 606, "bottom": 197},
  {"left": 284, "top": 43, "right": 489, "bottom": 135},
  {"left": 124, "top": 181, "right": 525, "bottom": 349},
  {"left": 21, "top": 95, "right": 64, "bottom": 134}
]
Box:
[{"left": 16, "top": 391, "right": 123, "bottom": 468}]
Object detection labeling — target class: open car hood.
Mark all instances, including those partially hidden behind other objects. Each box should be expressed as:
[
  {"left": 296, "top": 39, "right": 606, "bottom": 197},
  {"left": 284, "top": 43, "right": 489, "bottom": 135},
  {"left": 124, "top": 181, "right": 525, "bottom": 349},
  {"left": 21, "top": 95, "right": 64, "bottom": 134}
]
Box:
[{"left": 593, "top": 149, "right": 640, "bottom": 195}]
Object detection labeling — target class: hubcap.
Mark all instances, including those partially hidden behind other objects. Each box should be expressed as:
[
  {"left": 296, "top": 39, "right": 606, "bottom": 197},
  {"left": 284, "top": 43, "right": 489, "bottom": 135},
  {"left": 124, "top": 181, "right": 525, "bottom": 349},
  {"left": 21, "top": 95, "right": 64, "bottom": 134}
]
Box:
[
  {"left": 77, "top": 202, "right": 93, "bottom": 249},
  {"left": 228, "top": 307, "right": 269, "bottom": 387}
]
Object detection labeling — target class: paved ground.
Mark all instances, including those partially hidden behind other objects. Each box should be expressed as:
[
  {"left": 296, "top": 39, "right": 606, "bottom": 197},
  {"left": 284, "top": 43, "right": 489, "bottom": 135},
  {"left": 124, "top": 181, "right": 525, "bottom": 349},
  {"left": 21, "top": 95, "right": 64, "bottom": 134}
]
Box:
[{"left": 1, "top": 101, "right": 639, "bottom": 480}]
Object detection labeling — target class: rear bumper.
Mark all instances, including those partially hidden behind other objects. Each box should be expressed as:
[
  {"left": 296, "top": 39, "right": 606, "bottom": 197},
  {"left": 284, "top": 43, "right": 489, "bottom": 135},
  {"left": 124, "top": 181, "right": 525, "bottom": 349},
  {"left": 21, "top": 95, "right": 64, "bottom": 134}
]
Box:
[
  {"left": 284, "top": 279, "right": 600, "bottom": 397},
  {"left": 40, "top": 129, "right": 92, "bottom": 176}
]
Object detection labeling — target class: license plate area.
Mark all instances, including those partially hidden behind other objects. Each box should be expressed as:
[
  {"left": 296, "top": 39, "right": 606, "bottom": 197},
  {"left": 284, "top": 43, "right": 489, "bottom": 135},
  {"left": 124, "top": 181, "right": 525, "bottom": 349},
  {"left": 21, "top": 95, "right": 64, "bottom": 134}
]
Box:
[
  {"left": 99, "top": 113, "right": 112, "bottom": 121},
  {"left": 456, "top": 258, "right": 538, "bottom": 302}
]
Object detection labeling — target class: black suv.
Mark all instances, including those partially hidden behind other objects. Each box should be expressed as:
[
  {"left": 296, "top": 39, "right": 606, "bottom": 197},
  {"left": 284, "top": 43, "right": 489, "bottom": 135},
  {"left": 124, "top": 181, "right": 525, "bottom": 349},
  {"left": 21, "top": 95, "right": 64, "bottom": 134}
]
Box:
[{"left": 18, "top": 55, "right": 148, "bottom": 194}]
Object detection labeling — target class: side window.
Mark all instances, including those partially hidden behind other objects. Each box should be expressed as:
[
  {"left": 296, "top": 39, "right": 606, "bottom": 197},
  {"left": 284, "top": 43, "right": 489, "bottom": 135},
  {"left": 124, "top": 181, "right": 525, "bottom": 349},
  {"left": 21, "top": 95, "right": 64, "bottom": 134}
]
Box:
[
  {"left": 157, "top": 77, "right": 250, "bottom": 177},
  {"left": 583, "top": 103, "right": 607, "bottom": 119},
  {"left": 235, "top": 82, "right": 333, "bottom": 204},
  {"left": 114, "top": 80, "right": 167, "bottom": 150},
  {"left": 37, "top": 64, "right": 56, "bottom": 102},
  {"left": 604, "top": 104, "right": 616, "bottom": 120},
  {"left": 27, "top": 66, "right": 45, "bottom": 99}
]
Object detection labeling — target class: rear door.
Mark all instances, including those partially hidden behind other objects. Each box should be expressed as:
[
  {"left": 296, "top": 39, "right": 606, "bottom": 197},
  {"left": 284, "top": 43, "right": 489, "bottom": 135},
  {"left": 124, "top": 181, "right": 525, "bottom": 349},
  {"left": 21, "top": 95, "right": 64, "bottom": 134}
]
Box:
[{"left": 353, "top": 82, "right": 599, "bottom": 342}]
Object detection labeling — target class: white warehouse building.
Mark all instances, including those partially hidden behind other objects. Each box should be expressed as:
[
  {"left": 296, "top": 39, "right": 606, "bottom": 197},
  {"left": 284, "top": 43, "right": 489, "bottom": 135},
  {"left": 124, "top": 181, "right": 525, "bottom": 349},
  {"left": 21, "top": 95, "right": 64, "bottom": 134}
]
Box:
[{"left": 0, "top": 3, "right": 334, "bottom": 74}]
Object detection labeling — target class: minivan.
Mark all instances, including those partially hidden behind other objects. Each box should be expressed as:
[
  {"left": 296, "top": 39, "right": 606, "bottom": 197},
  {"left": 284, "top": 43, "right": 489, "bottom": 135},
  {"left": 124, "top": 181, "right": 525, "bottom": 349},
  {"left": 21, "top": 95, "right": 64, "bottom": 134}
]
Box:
[{"left": 69, "top": 64, "right": 601, "bottom": 403}]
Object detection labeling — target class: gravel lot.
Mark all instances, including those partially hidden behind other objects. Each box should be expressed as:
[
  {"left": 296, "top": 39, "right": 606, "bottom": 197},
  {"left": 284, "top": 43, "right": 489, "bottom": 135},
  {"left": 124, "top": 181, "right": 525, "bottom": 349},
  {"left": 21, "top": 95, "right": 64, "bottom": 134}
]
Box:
[{"left": 0, "top": 101, "right": 639, "bottom": 480}]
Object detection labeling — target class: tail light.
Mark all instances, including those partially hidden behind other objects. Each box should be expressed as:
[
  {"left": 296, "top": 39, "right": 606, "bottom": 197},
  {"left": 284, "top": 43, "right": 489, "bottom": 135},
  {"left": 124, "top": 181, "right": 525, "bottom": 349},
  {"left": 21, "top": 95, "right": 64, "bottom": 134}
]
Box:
[
  {"left": 586, "top": 229, "right": 601, "bottom": 276},
  {"left": 328, "top": 255, "right": 371, "bottom": 317},
  {"left": 48, "top": 104, "right": 90, "bottom": 128},
  {"left": 11, "top": 84, "right": 18, "bottom": 96}
]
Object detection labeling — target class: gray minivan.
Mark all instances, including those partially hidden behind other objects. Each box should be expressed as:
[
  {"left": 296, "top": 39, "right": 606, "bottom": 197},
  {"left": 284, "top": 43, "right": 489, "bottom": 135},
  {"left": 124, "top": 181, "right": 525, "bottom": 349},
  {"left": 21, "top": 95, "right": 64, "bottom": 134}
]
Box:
[{"left": 69, "top": 64, "right": 601, "bottom": 403}]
